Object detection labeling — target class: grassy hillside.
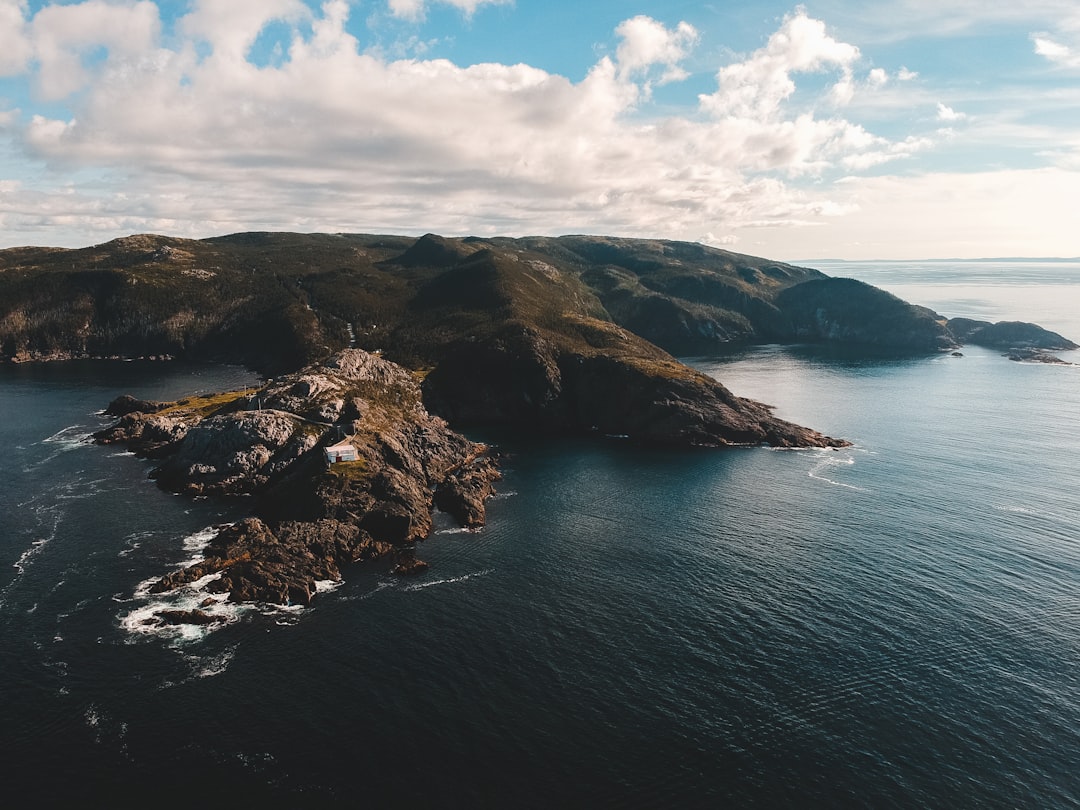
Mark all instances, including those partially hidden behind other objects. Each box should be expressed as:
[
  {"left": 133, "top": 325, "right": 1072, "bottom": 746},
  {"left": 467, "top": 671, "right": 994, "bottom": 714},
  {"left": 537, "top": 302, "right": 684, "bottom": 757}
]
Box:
[{"left": 0, "top": 231, "right": 954, "bottom": 378}]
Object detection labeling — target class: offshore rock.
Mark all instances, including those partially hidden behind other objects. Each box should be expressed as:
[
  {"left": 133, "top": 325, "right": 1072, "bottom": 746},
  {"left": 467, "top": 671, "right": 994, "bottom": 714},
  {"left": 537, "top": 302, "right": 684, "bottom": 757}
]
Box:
[
  {"left": 1005, "top": 348, "right": 1074, "bottom": 365},
  {"left": 948, "top": 318, "right": 1078, "bottom": 351}
]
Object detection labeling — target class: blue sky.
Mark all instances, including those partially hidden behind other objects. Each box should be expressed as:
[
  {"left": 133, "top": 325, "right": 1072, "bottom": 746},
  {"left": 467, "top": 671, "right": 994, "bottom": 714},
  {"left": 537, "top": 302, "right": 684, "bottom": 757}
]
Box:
[{"left": 0, "top": 0, "right": 1078, "bottom": 259}]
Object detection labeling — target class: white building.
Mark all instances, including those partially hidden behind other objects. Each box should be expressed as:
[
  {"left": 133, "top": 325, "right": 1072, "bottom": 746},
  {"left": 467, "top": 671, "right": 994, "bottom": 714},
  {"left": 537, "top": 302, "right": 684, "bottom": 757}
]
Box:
[{"left": 324, "top": 442, "right": 358, "bottom": 464}]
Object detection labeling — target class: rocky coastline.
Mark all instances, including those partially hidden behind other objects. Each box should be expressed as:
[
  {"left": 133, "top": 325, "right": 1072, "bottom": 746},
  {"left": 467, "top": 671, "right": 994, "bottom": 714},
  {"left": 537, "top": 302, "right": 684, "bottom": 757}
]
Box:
[
  {"left": 95, "top": 349, "right": 500, "bottom": 609},
  {"left": 16, "top": 231, "right": 1070, "bottom": 622},
  {"left": 94, "top": 346, "right": 847, "bottom": 616}
]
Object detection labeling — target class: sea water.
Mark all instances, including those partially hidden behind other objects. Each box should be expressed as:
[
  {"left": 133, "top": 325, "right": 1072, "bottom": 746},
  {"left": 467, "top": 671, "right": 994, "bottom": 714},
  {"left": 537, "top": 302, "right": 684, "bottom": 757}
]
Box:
[{"left": 1, "top": 262, "right": 1078, "bottom": 807}]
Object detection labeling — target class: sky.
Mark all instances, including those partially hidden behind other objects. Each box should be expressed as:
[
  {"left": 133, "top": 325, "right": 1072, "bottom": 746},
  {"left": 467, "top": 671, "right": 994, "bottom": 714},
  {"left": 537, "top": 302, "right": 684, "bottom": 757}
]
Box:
[{"left": 0, "top": 1, "right": 1078, "bottom": 259}]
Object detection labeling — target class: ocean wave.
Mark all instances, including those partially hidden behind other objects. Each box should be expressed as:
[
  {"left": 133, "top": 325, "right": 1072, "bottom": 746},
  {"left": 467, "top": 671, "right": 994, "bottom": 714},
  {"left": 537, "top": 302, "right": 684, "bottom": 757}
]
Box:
[
  {"left": 5, "top": 500, "right": 64, "bottom": 594},
  {"left": 120, "top": 571, "right": 249, "bottom": 644},
  {"left": 118, "top": 530, "right": 156, "bottom": 559},
  {"left": 182, "top": 644, "right": 238, "bottom": 679},
  {"left": 404, "top": 569, "right": 493, "bottom": 591},
  {"left": 23, "top": 425, "right": 95, "bottom": 469},
  {"left": 807, "top": 452, "right": 869, "bottom": 492}
]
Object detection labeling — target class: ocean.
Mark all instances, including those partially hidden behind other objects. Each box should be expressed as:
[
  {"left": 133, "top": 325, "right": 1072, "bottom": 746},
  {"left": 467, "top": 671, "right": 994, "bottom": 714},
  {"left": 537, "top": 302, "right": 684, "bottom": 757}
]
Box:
[{"left": 1, "top": 261, "right": 1078, "bottom": 807}]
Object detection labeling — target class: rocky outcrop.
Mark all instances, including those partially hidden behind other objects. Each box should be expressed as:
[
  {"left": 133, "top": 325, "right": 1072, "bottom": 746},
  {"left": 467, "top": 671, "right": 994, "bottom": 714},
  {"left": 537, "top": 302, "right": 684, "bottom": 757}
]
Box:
[
  {"left": 151, "top": 410, "right": 318, "bottom": 495},
  {"left": 1005, "top": 348, "right": 1075, "bottom": 365},
  {"left": 93, "top": 411, "right": 191, "bottom": 457},
  {"left": 100, "top": 349, "right": 501, "bottom": 606},
  {"left": 103, "top": 394, "right": 168, "bottom": 416},
  {"left": 947, "top": 318, "right": 1078, "bottom": 351}
]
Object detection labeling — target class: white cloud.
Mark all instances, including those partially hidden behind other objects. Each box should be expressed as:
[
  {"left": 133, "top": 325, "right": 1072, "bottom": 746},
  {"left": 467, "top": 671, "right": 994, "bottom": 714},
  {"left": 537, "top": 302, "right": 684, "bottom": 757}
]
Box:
[
  {"left": 614, "top": 16, "right": 698, "bottom": 85},
  {"left": 388, "top": 0, "right": 511, "bottom": 21},
  {"left": 0, "top": 0, "right": 32, "bottom": 76},
  {"left": 180, "top": 0, "right": 310, "bottom": 61},
  {"left": 1, "top": 4, "right": 959, "bottom": 256},
  {"left": 936, "top": 102, "right": 966, "bottom": 121},
  {"left": 815, "top": 0, "right": 1080, "bottom": 43},
  {"left": 897, "top": 66, "right": 918, "bottom": 80},
  {"left": 766, "top": 167, "right": 1080, "bottom": 259},
  {"left": 699, "top": 9, "right": 860, "bottom": 119},
  {"left": 702, "top": 232, "right": 739, "bottom": 247},
  {"left": 31, "top": 0, "right": 162, "bottom": 99},
  {"left": 1032, "top": 34, "right": 1080, "bottom": 68},
  {"left": 867, "top": 67, "right": 888, "bottom": 86}
]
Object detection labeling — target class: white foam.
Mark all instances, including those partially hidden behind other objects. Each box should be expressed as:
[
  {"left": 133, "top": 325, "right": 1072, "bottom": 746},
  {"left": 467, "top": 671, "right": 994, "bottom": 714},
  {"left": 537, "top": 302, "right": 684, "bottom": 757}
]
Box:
[
  {"left": 42, "top": 424, "right": 94, "bottom": 448},
  {"left": 182, "top": 644, "right": 237, "bottom": 679},
  {"left": 344, "top": 579, "right": 400, "bottom": 602},
  {"left": 183, "top": 526, "right": 223, "bottom": 555},
  {"left": 118, "top": 530, "right": 154, "bottom": 558},
  {"left": 404, "top": 569, "right": 493, "bottom": 591},
  {"left": 315, "top": 578, "right": 343, "bottom": 593},
  {"left": 808, "top": 453, "right": 869, "bottom": 492},
  {"left": 995, "top": 504, "right": 1037, "bottom": 515},
  {"left": 25, "top": 425, "right": 95, "bottom": 468},
  {"left": 120, "top": 570, "right": 247, "bottom": 644},
  {"left": 13, "top": 537, "right": 51, "bottom": 575}
]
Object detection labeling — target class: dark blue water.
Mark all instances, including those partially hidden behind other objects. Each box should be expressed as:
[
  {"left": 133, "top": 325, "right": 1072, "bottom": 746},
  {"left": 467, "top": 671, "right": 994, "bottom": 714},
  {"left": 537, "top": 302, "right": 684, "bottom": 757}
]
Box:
[{"left": 2, "top": 266, "right": 1079, "bottom": 807}]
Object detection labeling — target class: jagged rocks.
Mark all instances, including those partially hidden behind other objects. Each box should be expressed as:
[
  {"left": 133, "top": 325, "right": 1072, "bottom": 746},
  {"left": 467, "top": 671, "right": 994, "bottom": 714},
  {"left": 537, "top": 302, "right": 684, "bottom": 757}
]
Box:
[
  {"left": 92, "top": 411, "right": 190, "bottom": 457},
  {"left": 151, "top": 410, "right": 319, "bottom": 495},
  {"left": 102, "top": 349, "right": 500, "bottom": 606},
  {"left": 104, "top": 394, "right": 168, "bottom": 416}
]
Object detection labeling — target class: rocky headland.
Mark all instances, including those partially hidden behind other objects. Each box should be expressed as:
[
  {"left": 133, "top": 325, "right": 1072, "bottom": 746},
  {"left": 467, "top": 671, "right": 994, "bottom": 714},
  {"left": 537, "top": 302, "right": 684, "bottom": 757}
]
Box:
[
  {"left": 96, "top": 349, "right": 501, "bottom": 607},
  {"left": 95, "top": 341, "right": 847, "bottom": 611}
]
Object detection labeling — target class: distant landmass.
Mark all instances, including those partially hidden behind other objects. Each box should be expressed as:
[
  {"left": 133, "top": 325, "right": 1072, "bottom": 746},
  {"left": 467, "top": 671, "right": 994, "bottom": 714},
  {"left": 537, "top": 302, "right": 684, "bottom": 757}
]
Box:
[{"left": 3, "top": 232, "right": 1075, "bottom": 611}]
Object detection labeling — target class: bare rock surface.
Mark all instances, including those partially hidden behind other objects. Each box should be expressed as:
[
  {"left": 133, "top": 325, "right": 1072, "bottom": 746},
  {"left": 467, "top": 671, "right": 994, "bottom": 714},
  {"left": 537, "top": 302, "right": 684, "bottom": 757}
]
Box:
[{"left": 99, "top": 349, "right": 500, "bottom": 606}]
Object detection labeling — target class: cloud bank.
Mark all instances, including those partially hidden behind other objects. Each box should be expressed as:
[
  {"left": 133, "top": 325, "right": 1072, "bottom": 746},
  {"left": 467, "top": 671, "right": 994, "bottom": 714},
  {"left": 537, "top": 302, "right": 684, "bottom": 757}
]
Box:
[{"left": 0, "top": 1, "right": 1075, "bottom": 258}]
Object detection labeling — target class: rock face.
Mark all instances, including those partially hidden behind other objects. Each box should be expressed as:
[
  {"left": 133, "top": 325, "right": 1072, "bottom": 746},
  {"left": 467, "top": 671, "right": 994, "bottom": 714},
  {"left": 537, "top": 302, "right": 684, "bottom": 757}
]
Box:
[
  {"left": 152, "top": 410, "right": 318, "bottom": 495},
  {"left": 99, "top": 349, "right": 501, "bottom": 606}
]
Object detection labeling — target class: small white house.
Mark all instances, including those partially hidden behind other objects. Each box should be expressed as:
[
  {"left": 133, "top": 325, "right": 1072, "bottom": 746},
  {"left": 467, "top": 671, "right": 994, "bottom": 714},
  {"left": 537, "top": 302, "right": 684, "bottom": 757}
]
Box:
[{"left": 325, "top": 442, "right": 358, "bottom": 464}]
